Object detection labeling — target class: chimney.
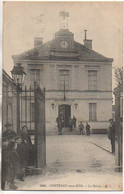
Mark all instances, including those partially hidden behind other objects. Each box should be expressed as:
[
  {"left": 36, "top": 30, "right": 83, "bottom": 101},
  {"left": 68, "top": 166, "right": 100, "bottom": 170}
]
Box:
[
  {"left": 34, "top": 37, "right": 43, "bottom": 47},
  {"left": 83, "top": 30, "right": 92, "bottom": 50}
]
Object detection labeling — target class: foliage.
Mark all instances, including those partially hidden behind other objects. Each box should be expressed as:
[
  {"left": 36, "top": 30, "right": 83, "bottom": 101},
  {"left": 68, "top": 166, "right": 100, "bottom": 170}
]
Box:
[{"left": 114, "top": 67, "right": 123, "bottom": 86}]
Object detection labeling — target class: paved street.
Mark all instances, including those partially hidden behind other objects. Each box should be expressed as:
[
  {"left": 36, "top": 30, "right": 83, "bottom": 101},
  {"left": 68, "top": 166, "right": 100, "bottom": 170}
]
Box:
[{"left": 16, "top": 134, "right": 122, "bottom": 191}]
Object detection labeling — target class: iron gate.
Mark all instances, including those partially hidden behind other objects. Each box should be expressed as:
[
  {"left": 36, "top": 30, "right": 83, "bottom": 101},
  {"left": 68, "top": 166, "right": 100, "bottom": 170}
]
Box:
[{"left": 20, "top": 84, "right": 46, "bottom": 168}]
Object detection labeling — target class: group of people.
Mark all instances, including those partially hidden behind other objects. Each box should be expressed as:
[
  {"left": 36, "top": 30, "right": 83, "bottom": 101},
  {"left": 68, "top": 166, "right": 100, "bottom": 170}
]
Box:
[
  {"left": 56, "top": 115, "right": 77, "bottom": 134},
  {"left": 68, "top": 116, "right": 77, "bottom": 131},
  {"left": 56, "top": 115, "right": 91, "bottom": 135},
  {"left": 2, "top": 123, "right": 33, "bottom": 190},
  {"left": 78, "top": 122, "right": 90, "bottom": 135}
]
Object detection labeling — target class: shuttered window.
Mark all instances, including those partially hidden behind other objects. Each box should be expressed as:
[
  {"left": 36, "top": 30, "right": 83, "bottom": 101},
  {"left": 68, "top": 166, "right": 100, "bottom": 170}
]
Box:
[
  {"left": 88, "top": 70, "right": 97, "bottom": 90},
  {"left": 89, "top": 103, "right": 97, "bottom": 121}
]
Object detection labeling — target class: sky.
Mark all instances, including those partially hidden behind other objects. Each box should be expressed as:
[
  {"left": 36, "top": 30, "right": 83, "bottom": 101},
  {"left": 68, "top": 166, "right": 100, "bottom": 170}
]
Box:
[{"left": 3, "top": 1, "right": 123, "bottom": 89}]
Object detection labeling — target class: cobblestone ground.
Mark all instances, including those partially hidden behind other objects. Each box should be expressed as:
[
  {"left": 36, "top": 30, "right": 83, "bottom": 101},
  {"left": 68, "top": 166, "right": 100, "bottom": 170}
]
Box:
[{"left": 15, "top": 134, "right": 122, "bottom": 191}]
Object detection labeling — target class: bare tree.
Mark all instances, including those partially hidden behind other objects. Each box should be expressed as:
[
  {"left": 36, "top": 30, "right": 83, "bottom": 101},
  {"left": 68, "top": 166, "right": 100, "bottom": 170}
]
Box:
[{"left": 114, "top": 67, "right": 123, "bottom": 86}]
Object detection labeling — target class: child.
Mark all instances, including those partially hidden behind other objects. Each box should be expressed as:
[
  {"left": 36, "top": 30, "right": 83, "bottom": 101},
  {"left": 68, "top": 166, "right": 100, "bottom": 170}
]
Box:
[
  {"left": 7, "top": 141, "right": 20, "bottom": 190},
  {"left": 78, "top": 122, "right": 84, "bottom": 135}
]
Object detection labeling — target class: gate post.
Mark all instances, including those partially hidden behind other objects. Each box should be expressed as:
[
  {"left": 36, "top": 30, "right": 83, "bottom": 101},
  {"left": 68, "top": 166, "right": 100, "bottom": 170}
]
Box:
[
  {"left": 34, "top": 85, "right": 38, "bottom": 168},
  {"left": 16, "top": 89, "right": 20, "bottom": 133},
  {"left": 44, "top": 87, "right": 46, "bottom": 166},
  {"left": 33, "top": 84, "right": 46, "bottom": 174}
]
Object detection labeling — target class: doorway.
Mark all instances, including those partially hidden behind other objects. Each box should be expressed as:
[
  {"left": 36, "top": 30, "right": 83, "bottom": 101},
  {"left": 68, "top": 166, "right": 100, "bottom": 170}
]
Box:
[{"left": 58, "top": 104, "right": 71, "bottom": 127}]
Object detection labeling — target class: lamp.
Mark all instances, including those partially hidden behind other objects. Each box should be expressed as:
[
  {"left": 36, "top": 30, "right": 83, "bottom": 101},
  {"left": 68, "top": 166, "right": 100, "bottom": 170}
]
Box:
[
  {"left": 74, "top": 103, "right": 78, "bottom": 109},
  {"left": 51, "top": 103, "right": 54, "bottom": 110},
  {"left": 11, "top": 63, "right": 26, "bottom": 90},
  {"left": 11, "top": 63, "right": 26, "bottom": 133}
]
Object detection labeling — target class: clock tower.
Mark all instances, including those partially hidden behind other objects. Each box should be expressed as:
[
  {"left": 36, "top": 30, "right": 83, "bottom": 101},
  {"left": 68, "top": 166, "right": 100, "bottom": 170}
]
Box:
[
  {"left": 59, "top": 11, "right": 69, "bottom": 29},
  {"left": 49, "top": 12, "right": 80, "bottom": 60}
]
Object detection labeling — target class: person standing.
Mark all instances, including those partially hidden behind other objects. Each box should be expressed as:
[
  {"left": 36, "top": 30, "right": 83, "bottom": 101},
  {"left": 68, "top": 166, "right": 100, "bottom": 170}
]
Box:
[
  {"left": 108, "top": 119, "right": 115, "bottom": 154},
  {"left": 20, "top": 126, "right": 32, "bottom": 166},
  {"left": 1, "top": 137, "right": 9, "bottom": 190},
  {"left": 56, "top": 116, "right": 60, "bottom": 128},
  {"left": 60, "top": 115, "right": 64, "bottom": 129},
  {"left": 15, "top": 136, "right": 26, "bottom": 181},
  {"left": 7, "top": 141, "right": 20, "bottom": 190},
  {"left": 69, "top": 117, "right": 73, "bottom": 132},
  {"left": 3, "top": 123, "right": 17, "bottom": 139},
  {"left": 58, "top": 119, "right": 63, "bottom": 135},
  {"left": 86, "top": 122, "right": 90, "bottom": 135},
  {"left": 78, "top": 122, "right": 84, "bottom": 135},
  {"left": 56, "top": 116, "right": 61, "bottom": 134},
  {"left": 73, "top": 116, "right": 77, "bottom": 128}
]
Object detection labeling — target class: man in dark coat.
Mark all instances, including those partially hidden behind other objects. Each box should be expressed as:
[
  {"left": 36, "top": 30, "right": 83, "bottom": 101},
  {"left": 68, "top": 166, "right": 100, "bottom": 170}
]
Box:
[
  {"left": 3, "top": 123, "right": 17, "bottom": 139},
  {"left": 2, "top": 137, "right": 9, "bottom": 190},
  {"left": 60, "top": 115, "right": 64, "bottom": 129},
  {"left": 56, "top": 116, "right": 59, "bottom": 127},
  {"left": 108, "top": 119, "right": 115, "bottom": 154},
  {"left": 73, "top": 116, "right": 77, "bottom": 128},
  {"left": 69, "top": 117, "right": 73, "bottom": 132},
  {"left": 86, "top": 122, "right": 90, "bottom": 135},
  {"left": 20, "top": 126, "right": 32, "bottom": 166},
  {"left": 78, "top": 122, "right": 84, "bottom": 135},
  {"left": 7, "top": 141, "right": 19, "bottom": 190},
  {"left": 56, "top": 116, "right": 61, "bottom": 133},
  {"left": 15, "top": 136, "right": 26, "bottom": 181},
  {"left": 58, "top": 120, "right": 63, "bottom": 135}
]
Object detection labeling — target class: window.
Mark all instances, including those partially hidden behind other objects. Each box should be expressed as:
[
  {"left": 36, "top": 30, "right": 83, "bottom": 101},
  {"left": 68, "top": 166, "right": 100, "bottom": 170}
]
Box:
[
  {"left": 30, "top": 69, "right": 40, "bottom": 85},
  {"left": 89, "top": 103, "right": 97, "bottom": 121},
  {"left": 60, "top": 70, "right": 69, "bottom": 90},
  {"left": 88, "top": 70, "right": 97, "bottom": 90}
]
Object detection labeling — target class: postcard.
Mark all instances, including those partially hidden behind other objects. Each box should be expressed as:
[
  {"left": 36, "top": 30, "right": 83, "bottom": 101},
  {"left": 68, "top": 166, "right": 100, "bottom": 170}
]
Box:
[{"left": 2, "top": 1, "right": 123, "bottom": 191}]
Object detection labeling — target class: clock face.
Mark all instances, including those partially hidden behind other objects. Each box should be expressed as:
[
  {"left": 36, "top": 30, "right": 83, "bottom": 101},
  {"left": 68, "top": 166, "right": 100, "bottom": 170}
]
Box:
[{"left": 60, "top": 41, "right": 69, "bottom": 49}]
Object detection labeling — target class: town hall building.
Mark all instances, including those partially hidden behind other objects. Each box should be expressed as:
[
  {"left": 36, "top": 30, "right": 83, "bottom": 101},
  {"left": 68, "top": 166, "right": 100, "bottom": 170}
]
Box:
[{"left": 12, "top": 12, "right": 113, "bottom": 134}]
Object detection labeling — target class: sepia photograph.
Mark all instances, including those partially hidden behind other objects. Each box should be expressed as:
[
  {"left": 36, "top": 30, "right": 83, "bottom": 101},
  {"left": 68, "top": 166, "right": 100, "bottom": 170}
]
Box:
[{"left": 1, "top": 1, "right": 123, "bottom": 191}]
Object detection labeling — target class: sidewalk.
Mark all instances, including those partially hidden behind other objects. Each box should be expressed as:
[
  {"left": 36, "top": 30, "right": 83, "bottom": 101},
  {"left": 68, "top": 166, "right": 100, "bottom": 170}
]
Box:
[{"left": 15, "top": 134, "right": 122, "bottom": 191}]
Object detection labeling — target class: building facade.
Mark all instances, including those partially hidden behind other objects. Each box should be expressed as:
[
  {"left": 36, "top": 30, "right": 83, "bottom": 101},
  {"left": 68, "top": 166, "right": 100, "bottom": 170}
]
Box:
[
  {"left": 114, "top": 84, "right": 123, "bottom": 171},
  {"left": 2, "top": 70, "right": 17, "bottom": 132},
  {"left": 12, "top": 14, "right": 113, "bottom": 133}
]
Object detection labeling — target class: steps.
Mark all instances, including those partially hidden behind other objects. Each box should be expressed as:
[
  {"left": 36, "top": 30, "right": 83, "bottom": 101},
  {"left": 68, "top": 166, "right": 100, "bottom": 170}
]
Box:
[
  {"left": 46, "top": 127, "right": 80, "bottom": 136},
  {"left": 61, "top": 127, "right": 79, "bottom": 135}
]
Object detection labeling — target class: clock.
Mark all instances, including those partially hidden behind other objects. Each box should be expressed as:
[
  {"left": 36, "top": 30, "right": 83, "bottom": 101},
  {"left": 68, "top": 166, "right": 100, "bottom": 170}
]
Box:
[{"left": 60, "top": 41, "right": 69, "bottom": 49}]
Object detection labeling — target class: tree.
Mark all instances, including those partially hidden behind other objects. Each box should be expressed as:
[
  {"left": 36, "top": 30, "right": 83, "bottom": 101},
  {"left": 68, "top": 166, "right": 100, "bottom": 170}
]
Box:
[{"left": 114, "top": 67, "right": 123, "bottom": 86}]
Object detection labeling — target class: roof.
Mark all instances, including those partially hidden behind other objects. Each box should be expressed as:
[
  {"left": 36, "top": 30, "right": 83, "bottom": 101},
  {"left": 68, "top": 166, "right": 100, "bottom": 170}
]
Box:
[
  {"left": 3, "top": 69, "right": 16, "bottom": 89},
  {"left": 55, "top": 29, "right": 74, "bottom": 37},
  {"left": 74, "top": 41, "right": 112, "bottom": 62},
  {"left": 12, "top": 30, "right": 113, "bottom": 62}
]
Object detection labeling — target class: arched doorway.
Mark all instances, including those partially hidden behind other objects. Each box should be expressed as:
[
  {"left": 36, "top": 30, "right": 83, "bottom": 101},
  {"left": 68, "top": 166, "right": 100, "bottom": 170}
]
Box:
[{"left": 58, "top": 104, "right": 71, "bottom": 127}]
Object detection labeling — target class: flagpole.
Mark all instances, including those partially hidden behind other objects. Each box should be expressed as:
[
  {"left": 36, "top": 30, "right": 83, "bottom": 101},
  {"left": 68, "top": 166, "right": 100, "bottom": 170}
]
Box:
[{"left": 64, "top": 72, "right": 66, "bottom": 101}]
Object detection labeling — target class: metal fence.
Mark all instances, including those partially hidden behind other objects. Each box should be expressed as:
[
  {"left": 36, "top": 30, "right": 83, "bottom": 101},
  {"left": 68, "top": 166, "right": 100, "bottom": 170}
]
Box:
[
  {"left": 20, "top": 84, "right": 46, "bottom": 168},
  {"left": 3, "top": 76, "right": 46, "bottom": 169}
]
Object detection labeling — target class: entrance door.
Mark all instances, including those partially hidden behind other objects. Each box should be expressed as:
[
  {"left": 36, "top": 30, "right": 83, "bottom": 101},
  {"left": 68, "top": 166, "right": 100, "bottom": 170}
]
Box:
[{"left": 58, "top": 104, "right": 71, "bottom": 127}]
